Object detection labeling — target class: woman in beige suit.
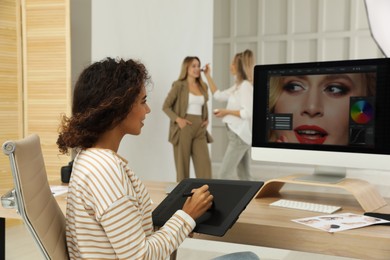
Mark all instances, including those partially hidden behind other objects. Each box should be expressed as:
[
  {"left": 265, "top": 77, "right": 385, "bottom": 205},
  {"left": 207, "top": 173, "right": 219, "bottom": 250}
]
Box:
[{"left": 163, "top": 56, "right": 212, "bottom": 182}]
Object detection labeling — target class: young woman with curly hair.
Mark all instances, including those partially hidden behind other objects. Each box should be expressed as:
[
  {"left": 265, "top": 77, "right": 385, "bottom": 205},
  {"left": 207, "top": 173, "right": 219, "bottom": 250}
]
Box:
[{"left": 57, "top": 57, "right": 213, "bottom": 259}]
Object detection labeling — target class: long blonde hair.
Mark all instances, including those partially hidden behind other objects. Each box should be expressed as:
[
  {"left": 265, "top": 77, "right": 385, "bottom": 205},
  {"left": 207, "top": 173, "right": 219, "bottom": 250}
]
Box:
[
  {"left": 177, "top": 56, "right": 208, "bottom": 98},
  {"left": 233, "top": 49, "right": 255, "bottom": 84}
]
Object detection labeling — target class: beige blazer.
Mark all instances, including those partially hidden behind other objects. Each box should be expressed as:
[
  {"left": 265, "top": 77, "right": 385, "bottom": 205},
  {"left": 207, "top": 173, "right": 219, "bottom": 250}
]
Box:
[{"left": 162, "top": 80, "right": 213, "bottom": 145}]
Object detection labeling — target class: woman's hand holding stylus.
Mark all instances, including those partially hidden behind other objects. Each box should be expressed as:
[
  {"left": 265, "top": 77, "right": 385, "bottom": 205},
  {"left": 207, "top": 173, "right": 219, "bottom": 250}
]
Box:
[{"left": 182, "top": 184, "right": 214, "bottom": 220}]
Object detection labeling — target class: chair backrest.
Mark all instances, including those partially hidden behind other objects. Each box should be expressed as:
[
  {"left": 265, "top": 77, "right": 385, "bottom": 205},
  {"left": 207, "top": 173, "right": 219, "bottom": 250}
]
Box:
[{"left": 2, "top": 134, "right": 68, "bottom": 260}]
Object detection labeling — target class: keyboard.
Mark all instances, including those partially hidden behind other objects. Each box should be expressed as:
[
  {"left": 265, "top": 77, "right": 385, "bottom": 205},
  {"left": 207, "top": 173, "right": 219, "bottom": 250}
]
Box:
[{"left": 270, "top": 199, "right": 342, "bottom": 214}]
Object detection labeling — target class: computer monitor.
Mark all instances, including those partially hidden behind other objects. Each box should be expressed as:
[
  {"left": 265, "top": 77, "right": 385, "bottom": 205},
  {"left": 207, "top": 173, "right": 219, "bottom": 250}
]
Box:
[{"left": 252, "top": 58, "right": 390, "bottom": 183}]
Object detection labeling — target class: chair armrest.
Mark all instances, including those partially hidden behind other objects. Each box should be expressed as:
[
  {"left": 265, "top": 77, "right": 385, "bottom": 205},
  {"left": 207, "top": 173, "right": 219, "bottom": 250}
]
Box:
[{"left": 1, "top": 189, "right": 16, "bottom": 209}]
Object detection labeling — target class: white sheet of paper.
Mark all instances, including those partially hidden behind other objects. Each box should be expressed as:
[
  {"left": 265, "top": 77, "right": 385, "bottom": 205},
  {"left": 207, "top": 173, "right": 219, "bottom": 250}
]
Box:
[
  {"left": 293, "top": 212, "right": 390, "bottom": 232},
  {"left": 50, "top": 185, "right": 68, "bottom": 197}
]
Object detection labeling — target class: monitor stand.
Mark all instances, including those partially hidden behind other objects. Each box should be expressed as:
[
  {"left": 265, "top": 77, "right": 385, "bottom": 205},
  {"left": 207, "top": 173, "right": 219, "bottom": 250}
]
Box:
[
  {"left": 293, "top": 166, "right": 346, "bottom": 184},
  {"left": 256, "top": 173, "right": 387, "bottom": 212}
]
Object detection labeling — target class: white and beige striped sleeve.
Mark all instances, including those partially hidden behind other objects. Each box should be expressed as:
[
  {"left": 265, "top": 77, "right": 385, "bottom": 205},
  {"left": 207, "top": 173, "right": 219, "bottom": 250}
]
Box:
[
  {"left": 101, "top": 199, "right": 195, "bottom": 259},
  {"left": 86, "top": 150, "right": 196, "bottom": 259}
]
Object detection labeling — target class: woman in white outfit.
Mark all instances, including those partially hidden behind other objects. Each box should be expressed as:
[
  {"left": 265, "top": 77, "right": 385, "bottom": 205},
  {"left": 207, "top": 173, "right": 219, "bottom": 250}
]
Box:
[{"left": 204, "top": 49, "right": 255, "bottom": 180}]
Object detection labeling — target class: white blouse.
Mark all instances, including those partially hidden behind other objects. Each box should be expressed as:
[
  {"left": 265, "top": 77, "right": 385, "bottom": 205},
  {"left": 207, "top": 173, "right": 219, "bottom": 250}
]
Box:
[
  {"left": 186, "top": 92, "right": 204, "bottom": 115},
  {"left": 213, "top": 80, "right": 253, "bottom": 145}
]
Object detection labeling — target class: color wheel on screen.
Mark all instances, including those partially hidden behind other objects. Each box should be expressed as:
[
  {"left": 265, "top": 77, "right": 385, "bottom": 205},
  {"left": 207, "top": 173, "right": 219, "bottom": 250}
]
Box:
[{"left": 350, "top": 100, "right": 373, "bottom": 124}]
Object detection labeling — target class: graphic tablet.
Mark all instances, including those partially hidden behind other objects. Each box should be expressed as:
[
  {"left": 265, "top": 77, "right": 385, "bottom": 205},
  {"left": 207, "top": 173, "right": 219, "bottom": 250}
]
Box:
[{"left": 152, "top": 178, "right": 264, "bottom": 237}]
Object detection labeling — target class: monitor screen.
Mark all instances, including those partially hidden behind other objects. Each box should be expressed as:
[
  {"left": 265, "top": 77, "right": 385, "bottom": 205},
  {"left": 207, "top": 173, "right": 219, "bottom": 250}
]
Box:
[{"left": 252, "top": 58, "right": 390, "bottom": 182}]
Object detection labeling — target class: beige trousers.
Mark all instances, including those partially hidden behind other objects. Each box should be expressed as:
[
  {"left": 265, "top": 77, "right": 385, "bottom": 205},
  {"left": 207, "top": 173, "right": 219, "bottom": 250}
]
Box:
[{"left": 173, "top": 114, "right": 212, "bottom": 182}]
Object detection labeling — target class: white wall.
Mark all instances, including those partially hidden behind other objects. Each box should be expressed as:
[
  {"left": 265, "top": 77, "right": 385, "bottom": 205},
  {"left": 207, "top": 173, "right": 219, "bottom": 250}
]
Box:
[
  {"left": 87, "top": 0, "right": 390, "bottom": 200},
  {"left": 91, "top": 0, "right": 213, "bottom": 182}
]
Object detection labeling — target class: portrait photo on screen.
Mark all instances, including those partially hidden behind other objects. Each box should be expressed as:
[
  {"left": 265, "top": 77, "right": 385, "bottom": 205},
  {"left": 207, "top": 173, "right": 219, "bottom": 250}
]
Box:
[{"left": 267, "top": 72, "right": 376, "bottom": 147}]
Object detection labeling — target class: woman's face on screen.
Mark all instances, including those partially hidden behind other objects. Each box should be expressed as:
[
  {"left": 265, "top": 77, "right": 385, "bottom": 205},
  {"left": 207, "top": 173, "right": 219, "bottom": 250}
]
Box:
[{"left": 273, "top": 74, "right": 367, "bottom": 145}]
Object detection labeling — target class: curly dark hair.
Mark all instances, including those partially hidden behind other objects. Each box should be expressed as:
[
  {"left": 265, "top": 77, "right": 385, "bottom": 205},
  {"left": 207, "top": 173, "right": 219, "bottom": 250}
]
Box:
[{"left": 57, "top": 57, "right": 150, "bottom": 154}]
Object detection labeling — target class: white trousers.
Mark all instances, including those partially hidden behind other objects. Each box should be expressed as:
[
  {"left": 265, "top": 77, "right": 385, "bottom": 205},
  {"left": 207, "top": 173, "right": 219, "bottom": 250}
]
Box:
[{"left": 218, "top": 125, "right": 251, "bottom": 180}]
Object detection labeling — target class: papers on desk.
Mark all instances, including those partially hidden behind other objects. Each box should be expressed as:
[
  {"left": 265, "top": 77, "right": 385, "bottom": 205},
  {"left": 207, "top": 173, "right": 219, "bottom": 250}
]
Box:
[
  {"left": 293, "top": 213, "right": 390, "bottom": 233},
  {"left": 50, "top": 185, "right": 68, "bottom": 197}
]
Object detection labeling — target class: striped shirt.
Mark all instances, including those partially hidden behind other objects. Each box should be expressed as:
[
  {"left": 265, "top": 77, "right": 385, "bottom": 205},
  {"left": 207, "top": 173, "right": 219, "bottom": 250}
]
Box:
[{"left": 66, "top": 148, "right": 196, "bottom": 259}]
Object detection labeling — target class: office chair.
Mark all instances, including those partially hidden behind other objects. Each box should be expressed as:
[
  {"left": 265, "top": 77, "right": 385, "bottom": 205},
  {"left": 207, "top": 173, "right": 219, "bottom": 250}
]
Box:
[{"left": 2, "top": 134, "right": 68, "bottom": 260}]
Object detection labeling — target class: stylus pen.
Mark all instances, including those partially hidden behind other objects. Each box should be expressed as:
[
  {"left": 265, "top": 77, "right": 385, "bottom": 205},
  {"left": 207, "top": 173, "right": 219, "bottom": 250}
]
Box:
[{"left": 182, "top": 192, "right": 194, "bottom": 197}]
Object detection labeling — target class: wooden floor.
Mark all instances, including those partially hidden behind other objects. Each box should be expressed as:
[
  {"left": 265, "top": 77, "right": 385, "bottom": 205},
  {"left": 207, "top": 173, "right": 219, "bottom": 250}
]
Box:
[{"left": 5, "top": 221, "right": 356, "bottom": 260}]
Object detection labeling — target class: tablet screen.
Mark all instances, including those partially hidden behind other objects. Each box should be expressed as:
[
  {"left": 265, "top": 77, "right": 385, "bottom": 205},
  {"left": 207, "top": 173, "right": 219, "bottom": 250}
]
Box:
[{"left": 152, "top": 178, "right": 264, "bottom": 236}]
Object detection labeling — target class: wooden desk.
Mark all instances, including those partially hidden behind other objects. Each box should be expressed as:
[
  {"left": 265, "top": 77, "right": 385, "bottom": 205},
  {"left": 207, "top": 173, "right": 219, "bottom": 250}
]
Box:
[
  {"left": 146, "top": 181, "right": 390, "bottom": 260},
  {"left": 194, "top": 190, "right": 390, "bottom": 260},
  {"left": 2, "top": 182, "right": 390, "bottom": 260}
]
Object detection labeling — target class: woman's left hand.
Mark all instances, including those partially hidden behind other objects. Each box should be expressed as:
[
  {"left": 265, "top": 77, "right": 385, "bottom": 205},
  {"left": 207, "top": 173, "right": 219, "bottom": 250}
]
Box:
[
  {"left": 201, "top": 119, "right": 208, "bottom": 128},
  {"left": 214, "top": 109, "right": 226, "bottom": 118}
]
